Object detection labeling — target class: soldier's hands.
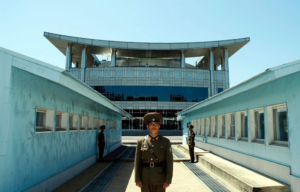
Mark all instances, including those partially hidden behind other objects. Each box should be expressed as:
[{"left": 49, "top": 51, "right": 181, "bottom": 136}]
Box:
[
  {"left": 163, "top": 183, "right": 169, "bottom": 189},
  {"left": 136, "top": 182, "right": 142, "bottom": 188}
]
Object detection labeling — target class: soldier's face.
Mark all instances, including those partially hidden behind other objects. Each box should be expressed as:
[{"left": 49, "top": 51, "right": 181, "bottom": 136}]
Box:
[
  {"left": 189, "top": 128, "right": 193, "bottom": 131},
  {"left": 146, "top": 122, "right": 160, "bottom": 132}
]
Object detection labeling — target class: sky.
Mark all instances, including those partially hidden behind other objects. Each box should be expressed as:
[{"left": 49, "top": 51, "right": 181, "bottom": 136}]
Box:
[{"left": 1, "top": 0, "right": 300, "bottom": 87}]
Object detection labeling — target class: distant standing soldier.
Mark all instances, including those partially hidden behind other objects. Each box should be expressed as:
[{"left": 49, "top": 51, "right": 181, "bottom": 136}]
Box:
[
  {"left": 188, "top": 124, "right": 195, "bottom": 163},
  {"left": 134, "top": 112, "right": 173, "bottom": 192},
  {"left": 98, "top": 125, "right": 106, "bottom": 162}
]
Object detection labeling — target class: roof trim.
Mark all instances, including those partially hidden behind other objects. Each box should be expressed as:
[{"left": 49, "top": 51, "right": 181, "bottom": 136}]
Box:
[
  {"left": 44, "top": 32, "right": 250, "bottom": 51},
  {"left": 0, "top": 47, "right": 132, "bottom": 119}
]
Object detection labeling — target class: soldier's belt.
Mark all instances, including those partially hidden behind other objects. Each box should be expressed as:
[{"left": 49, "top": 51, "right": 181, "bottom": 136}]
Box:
[{"left": 142, "top": 162, "right": 163, "bottom": 168}]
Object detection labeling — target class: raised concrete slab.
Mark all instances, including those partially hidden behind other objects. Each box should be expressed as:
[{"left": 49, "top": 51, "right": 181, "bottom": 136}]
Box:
[{"left": 177, "top": 145, "right": 290, "bottom": 192}]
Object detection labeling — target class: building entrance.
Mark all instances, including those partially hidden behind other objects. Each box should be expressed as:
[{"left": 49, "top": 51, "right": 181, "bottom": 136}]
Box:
[{"left": 122, "top": 110, "right": 182, "bottom": 130}]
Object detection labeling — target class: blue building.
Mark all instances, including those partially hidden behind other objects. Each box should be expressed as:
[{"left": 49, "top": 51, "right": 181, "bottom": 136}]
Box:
[
  {"left": 177, "top": 59, "right": 300, "bottom": 191},
  {"left": 0, "top": 47, "right": 131, "bottom": 192},
  {"left": 44, "top": 32, "right": 249, "bottom": 130}
]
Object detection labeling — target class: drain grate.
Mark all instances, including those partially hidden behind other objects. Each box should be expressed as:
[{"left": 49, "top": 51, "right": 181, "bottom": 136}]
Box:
[
  {"left": 81, "top": 161, "right": 124, "bottom": 192},
  {"left": 172, "top": 147, "right": 186, "bottom": 158},
  {"left": 182, "top": 161, "right": 231, "bottom": 192},
  {"left": 119, "top": 146, "right": 135, "bottom": 159}
]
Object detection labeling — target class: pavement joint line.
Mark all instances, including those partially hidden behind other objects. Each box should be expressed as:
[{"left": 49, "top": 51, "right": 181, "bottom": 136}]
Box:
[
  {"left": 80, "top": 161, "right": 125, "bottom": 192},
  {"left": 116, "top": 146, "right": 130, "bottom": 159},
  {"left": 119, "top": 146, "right": 135, "bottom": 159},
  {"left": 78, "top": 161, "right": 114, "bottom": 192}
]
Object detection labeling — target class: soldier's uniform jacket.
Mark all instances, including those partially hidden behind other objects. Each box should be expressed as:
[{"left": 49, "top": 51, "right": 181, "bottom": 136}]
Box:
[
  {"left": 188, "top": 131, "right": 195, "bottom": 146},
  {"left": 98, "top": 132, "right": 105, "bottom": 146},
  {"left": 134, "top": 135, "right": 173, "bottom": 185}
]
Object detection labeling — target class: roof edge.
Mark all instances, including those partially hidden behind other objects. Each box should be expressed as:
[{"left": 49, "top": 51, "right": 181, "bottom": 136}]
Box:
[
  {"left": 44, "top": 32, "right": 250, "bottom": 50},
  {"left": 177, "top": 59, "right": 300, "bottom": 116}
]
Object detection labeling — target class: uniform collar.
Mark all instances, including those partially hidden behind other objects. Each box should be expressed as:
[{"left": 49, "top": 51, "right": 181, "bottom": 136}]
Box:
[{"left": 148, "top": 134, "right": 159, "bottom": 141}]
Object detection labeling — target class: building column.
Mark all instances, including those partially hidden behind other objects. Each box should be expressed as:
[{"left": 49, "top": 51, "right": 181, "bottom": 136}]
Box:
[
  {"left": 210, "top": 50, "right": 215, "bottom": 96},
  {"left": 81, "top": 47, "right": 86, "bottom": 82},
  {"left": 111, "top": 49, "right": 116, "bottom": 67},
  {"left": 248, "top": 109, "right": 255, "bottom": 143},
  {"left": 235, "top": 112, "right": 241, "bottom": 142},
  {"left": 65, "top": 44, "right": 72, "bottom": 70},
  {"left": 223, "top": 49, "right": 229, "bottom": 89},
  {"left": 180, "top": 51, "right": 185, "bottom": 68}
]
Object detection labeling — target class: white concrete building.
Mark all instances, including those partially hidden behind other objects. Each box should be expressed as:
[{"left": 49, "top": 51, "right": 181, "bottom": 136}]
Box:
[{"left": 44, "top": 32, "right": 250, "bottom": 130}]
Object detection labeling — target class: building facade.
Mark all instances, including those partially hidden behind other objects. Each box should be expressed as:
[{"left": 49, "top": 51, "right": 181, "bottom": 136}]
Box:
[
  {"left": 0, "top": 47, "right": 131, "bottom": 192},
  {"left": 44, "top": 32, "right": 250, "bottom": 130},
  {"left": 177, "top": 59, "right": 300, "bottom": 191}
]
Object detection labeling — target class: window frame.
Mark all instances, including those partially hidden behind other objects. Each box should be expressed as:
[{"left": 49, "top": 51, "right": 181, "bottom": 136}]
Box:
[
  {"left": 80, "top": 116, "right": 88, "bottom": 131},
  {"left": 88, "top": 117, "right": 94, "bottom": 130},
  {"left": 229, "top": 113, "right": 235, "bottom": 140},
  {"left": 254, "top": 108, "right": 265, "bottom": 142},
  {"left": 220, "top": 115, "right": 225, "bottom": 138},
  {"left": 69, "top": 114, "right": 79, "bottom": 131},
  {"left": 35, "top": 107, "right": 54, "bottom": 133},
  {"left": 271, "top": 104, "right": 288, "bottom": 147},
  {"left": 212, "top": 116, "right": 217, "bottom": 137}
]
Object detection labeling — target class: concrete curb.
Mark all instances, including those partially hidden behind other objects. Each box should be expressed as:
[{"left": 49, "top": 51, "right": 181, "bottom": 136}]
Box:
[{"left": 176, "top": 145, "right": 290, "bottom": 192}]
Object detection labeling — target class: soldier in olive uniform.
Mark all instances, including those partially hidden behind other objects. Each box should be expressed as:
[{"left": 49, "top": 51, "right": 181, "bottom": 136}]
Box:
[
  {"left": 98, "top": 125, "right": 106, "bottom": 162},
  {"left": 188, "top": 124, "right": 195, "bottom": 163},
  {"left": 134, "top": 112, "right": 173, "bottom": 192}
]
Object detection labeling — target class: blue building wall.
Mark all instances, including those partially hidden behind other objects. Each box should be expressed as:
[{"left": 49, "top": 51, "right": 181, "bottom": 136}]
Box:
[
  {"left": 179, "top": 60, "right": 300, "bottom": 190},
  {"left": 0, "top": 48, "right": 128, "bottom": 192}
]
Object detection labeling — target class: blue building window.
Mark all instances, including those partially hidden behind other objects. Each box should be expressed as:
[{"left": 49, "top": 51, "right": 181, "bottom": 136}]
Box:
[
  {"left": 93, "top": 86, "right": 209, "bottom": 102},
  {"left": 255, "top": 110, "right": 265, "bottom": 140},
  {"left": 217, "top": 88, "right": 223, "bottom": 93},
  {"left": 273, "top": 105, "right": 288, "bottom": 142},
  {"left": 241, "top": 112, "right": 248, "bottom": 138}
]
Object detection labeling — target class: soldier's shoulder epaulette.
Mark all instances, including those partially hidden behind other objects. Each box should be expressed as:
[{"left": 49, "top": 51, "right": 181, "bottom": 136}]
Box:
[
  {"left": 160, "top": 136, "right": 171, "bottom": 143},
  {"left": 137, "top": 137, "right": 145, "bottom": 143}
]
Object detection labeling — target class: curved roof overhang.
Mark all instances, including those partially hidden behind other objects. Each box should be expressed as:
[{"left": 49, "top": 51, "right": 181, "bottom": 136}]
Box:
[{"left": 44, "top": 32, "right": 250, "bottom": 67}]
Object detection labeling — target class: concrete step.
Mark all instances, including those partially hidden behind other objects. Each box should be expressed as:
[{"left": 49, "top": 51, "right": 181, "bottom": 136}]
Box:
[{"left": 176, "top": 145, "right": 290, "bottom": 192}]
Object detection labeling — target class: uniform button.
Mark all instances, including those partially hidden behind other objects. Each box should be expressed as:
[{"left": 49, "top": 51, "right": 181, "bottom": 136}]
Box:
[
  {"left": 151, "top": 158, "right": 153, "bottom": 161},
  {"left": 152, "top": 145, "right": 154, "bottom": 147}
]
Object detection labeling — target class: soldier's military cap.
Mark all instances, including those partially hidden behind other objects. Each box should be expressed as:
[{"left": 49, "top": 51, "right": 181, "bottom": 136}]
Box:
[
  {"left": 100, "top": 125, "right": 106, "bottom": 130},
  {"left": 188, "top": 124, "right": 194, "bottom": 129},
  {"left": 143, "top": 112, "right": 163, "bottom": 125}
]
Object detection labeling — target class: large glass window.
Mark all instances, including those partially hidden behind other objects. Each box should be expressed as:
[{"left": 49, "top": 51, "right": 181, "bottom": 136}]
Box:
[
  {"left": 93, "top": 86, "right": 209, "bottom": 102},
  {"left": 273, "top": 105, "right": 288, "bottom": 142},
  {"left": 217, "top": 88, "right": 223, "bottom": 93},
  {"left": 122, "top": 110, "right": 182, "bottom": 130}
]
